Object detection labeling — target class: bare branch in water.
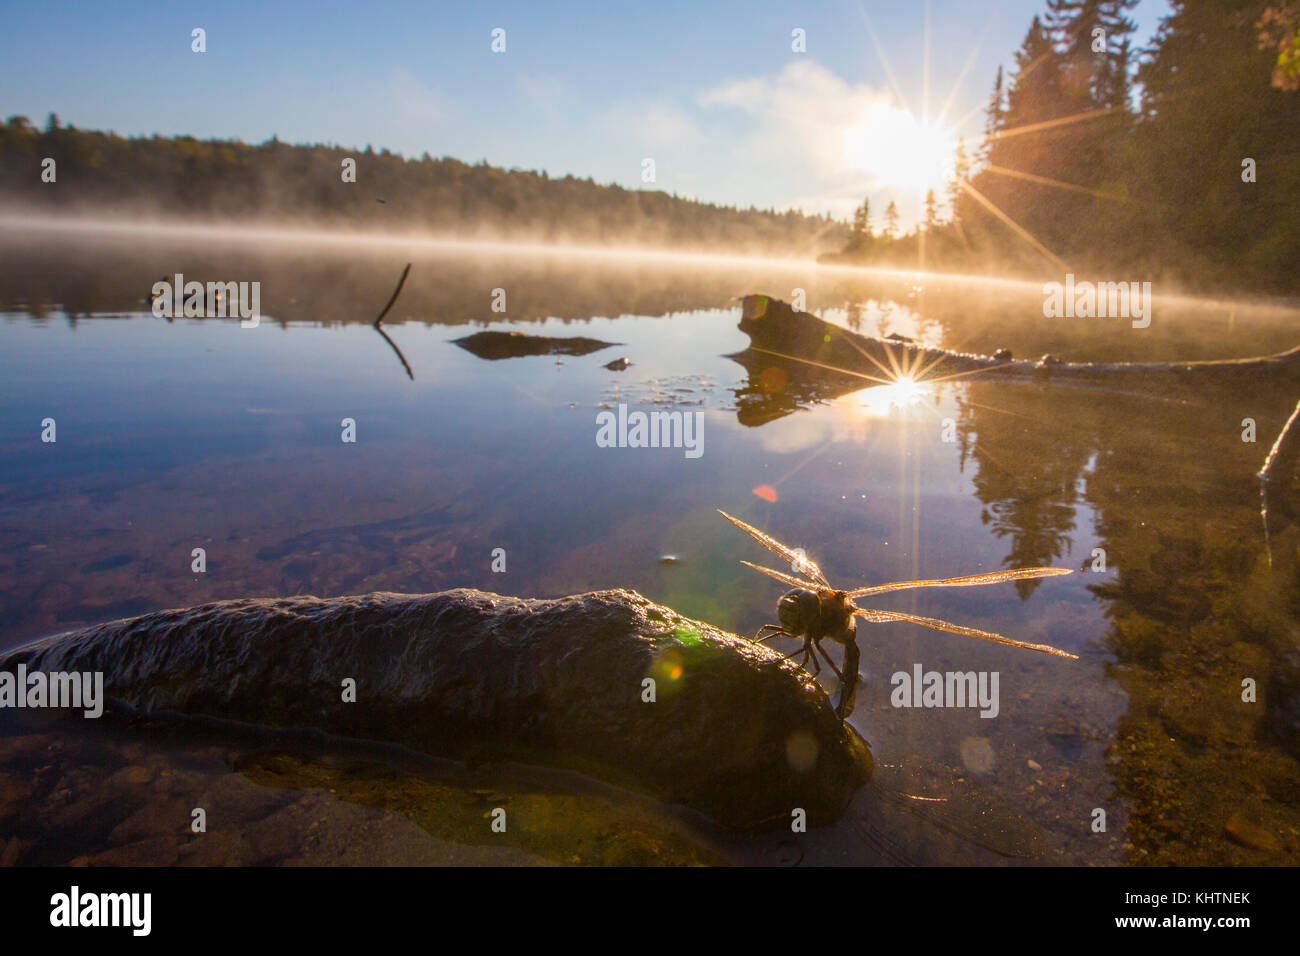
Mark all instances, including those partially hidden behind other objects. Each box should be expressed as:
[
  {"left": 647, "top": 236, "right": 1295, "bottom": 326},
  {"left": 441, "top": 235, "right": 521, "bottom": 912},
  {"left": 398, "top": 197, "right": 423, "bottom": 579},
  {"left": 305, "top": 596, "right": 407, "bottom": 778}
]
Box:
[
  {"left": 375, "top": 325, "right": 414, "bottom": 380},
  {"left": 371, "top": 262, "right": 415, "bottom": 380},
  {"left": 373, "top": 262, "right": 412, "bottom": 327}
]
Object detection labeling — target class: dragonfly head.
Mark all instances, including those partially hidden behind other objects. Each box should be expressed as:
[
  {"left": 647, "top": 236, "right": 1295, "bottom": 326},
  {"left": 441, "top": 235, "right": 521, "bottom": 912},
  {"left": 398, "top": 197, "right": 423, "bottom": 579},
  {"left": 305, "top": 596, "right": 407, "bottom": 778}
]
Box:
[{"left": 777, "top": 588, "right": 820, "bottom": 637}]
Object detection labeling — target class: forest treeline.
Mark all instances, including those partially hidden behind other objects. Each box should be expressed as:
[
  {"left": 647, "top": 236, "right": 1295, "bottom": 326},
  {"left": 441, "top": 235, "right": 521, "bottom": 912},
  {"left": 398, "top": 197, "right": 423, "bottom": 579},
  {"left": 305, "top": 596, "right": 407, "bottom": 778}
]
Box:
[
  {"left": 830, "top": 0, "right": 1300, "bottom": 296},
  {"left": 0, "top": 118, "right": 846, "bottom": 256},
  {"left": 2, "top": 0, "right": 1296, "bottom": 288}
]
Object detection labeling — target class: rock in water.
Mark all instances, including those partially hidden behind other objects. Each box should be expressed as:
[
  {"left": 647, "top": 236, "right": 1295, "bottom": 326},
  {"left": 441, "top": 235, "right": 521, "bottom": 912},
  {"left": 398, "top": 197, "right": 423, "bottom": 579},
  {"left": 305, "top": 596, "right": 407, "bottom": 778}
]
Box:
[
  {"left": 0, "top": 588, "right": 870, "bottom": 829},
  {"left": 1224, "top": 812, "right": 1280, "bottom": 853},
  {"left": 451, "top": 331, "right": 619, "bottom": 360}
]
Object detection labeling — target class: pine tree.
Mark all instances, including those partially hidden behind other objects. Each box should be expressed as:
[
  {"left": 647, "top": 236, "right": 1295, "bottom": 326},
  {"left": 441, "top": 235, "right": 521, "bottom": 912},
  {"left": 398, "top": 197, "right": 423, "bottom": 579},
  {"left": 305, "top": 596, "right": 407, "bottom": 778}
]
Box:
[
  {"left": 1004, "top": 16, "right": 1062, "bottom": 128},
  {"left": 980, "top": 15, "right": 1068, "bottom": 253},
  {"left": 1046, "top": 0, "right": 1136, "bottom": 109},
  {"left": 852, "top": 198, "right": 870, "bottom": 236},
  {"left": 948, "top": 138, "right": 970, "bottom": 223},
  {"left": 979, "top": 66, "right": 1005, "bottom": 165},
  {"left": 883, "top": 200, "right": 900, "bottom": 239},
  {"left": 923, "top": 189, "right": 940, "bottom": 229},
  {"left": 1034, "top": 0, "right": 1136, "bottom": 254},
  {"left": 1136, "top": 0, "right": 1300, "bottom": 288}
]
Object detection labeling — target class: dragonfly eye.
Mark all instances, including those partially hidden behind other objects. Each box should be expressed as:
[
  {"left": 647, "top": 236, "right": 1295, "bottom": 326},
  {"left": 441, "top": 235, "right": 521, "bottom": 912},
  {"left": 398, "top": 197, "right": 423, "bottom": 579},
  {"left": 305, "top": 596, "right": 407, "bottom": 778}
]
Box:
[{"left": 776, "top": 591, "right": 808, "bottom": 633}]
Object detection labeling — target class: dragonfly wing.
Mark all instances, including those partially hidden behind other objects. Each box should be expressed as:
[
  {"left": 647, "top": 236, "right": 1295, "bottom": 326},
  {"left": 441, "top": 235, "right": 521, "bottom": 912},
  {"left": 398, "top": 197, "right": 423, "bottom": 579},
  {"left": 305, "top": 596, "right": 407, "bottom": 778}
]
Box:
[
  {"left": 847, "top": 567, "right": 1071, "bottom": 599},
  {"left": 718, "top": 510, "right": 831, "bottom": 588},
  {"left": 853, "top": 607, "right": 1078, "bottom": 659},
  {"left": 740, "top": 560, "right": 821, "bottom": 591}
]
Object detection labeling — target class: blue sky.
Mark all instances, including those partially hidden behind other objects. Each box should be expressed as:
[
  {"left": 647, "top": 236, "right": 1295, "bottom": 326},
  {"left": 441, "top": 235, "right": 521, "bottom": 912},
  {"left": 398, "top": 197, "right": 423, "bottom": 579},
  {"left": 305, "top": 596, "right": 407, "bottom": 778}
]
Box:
[{"left": 2, "top": 1, "right": 1170, "bottom": 226}]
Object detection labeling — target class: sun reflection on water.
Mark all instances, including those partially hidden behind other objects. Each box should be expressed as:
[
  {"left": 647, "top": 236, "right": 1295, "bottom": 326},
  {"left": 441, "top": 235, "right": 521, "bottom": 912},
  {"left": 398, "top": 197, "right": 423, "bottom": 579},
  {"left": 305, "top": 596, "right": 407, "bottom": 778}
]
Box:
[{"left": 853, "top": 375, "right": 933, "bottom": 416}]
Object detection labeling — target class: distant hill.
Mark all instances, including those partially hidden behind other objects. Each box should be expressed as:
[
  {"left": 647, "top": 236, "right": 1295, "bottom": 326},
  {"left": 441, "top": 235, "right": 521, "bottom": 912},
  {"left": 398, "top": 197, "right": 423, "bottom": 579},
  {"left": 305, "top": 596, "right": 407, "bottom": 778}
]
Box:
[{"left": 0, "top": 115, "right": 846, "bottom": 256}]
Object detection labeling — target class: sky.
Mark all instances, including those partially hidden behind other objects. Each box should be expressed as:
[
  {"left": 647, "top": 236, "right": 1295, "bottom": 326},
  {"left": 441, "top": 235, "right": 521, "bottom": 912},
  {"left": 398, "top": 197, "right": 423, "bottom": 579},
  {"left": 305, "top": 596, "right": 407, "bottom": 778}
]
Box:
[{"left": 1, "top": 1, "right": 1171, "bottom": 228}]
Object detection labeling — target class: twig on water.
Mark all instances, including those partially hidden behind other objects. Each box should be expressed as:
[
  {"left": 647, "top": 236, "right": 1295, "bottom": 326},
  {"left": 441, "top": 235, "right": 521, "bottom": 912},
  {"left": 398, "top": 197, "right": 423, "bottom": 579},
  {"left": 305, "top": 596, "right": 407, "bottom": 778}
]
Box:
[
  {"left": 373, "top": 262, "right": 412, "bottom": 328},
  {"left": 371, "top": 262, "right": 415, "bottom": 380},
  {"left": 1258, "top": 397, "right": 1300, "bottom": 564}
]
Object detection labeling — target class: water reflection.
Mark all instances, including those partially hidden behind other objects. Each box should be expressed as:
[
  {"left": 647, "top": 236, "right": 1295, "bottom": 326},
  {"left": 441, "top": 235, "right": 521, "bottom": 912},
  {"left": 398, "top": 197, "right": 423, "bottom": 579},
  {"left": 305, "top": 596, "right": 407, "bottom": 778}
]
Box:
[
  {"left": 2, "top": 229, "right": 1299, "bottom": 864},
  {"left": 727, "top": 348, "right": 864, "bottom": 427}
]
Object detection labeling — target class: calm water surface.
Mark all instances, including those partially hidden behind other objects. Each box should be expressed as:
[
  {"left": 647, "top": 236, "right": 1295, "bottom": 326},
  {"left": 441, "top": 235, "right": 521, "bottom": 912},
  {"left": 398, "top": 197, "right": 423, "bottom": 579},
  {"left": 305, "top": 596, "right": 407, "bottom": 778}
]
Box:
[{"left": 2, "top": 227, "right": 1299, "bottom": 865}]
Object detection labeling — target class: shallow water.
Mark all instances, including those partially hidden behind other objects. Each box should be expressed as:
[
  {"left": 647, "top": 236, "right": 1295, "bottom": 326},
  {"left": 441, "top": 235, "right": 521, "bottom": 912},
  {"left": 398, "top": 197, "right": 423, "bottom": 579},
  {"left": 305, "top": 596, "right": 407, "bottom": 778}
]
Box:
[{"left": 2, "top": 226, "right": 1299, "bottom": 865}]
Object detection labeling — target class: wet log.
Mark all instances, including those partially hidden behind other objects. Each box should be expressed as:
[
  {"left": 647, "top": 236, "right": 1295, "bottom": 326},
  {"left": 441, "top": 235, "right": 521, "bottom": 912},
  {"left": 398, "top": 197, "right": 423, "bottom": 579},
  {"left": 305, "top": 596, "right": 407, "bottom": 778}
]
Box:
[
  {"left": 738, "top": 294, "right": 1300, "bottom": 387},
  {"left": 0, "top": 588, "right": 871, "bottom": 830}
]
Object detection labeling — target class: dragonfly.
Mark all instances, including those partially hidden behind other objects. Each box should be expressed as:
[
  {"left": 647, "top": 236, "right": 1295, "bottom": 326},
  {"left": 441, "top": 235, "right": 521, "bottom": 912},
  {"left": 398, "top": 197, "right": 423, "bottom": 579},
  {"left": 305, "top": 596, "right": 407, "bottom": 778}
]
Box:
[{"left": 719, "top": 510, "right": 1077, "bottom": 719}]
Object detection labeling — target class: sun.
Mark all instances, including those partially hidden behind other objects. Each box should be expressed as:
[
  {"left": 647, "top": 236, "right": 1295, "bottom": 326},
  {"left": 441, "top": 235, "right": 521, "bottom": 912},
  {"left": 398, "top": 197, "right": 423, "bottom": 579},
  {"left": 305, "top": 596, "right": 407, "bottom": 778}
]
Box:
[{"left": 844, "top": 103, "right": 956, "bottom": 194}]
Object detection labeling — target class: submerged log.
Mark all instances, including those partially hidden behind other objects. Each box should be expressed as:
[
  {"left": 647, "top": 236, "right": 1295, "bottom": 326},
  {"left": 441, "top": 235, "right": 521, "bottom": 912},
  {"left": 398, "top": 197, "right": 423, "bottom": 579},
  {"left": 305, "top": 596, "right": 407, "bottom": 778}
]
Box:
[
  {"left": 739, "top": 294, "right": 1300, "bottom": 387},
  {"left": 452, "top": 330, "right": 619, "bottom": 360},
  {"left": 0, "top": 588, "right": 871, "bottom": 830}
]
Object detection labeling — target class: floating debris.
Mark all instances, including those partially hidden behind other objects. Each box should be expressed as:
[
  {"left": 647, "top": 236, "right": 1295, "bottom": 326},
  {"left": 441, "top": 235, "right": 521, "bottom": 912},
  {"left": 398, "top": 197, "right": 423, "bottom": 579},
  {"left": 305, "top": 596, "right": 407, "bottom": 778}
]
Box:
[
  {"left": 599, "top": 373, "right": 719, "bottom": 410},
  {"left": 451, "top": 330, "right": 620, "bottom": 360}
]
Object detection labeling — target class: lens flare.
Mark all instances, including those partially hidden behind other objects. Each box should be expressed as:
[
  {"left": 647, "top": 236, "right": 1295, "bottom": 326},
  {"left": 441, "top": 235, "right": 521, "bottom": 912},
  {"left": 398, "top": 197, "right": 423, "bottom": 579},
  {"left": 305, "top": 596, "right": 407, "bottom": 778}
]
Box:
[
  {"left": 844, "top": 103, "right": 956, "bottom": 194},
  {"left": 854, "top": 375, "right": 932, "bottom": 416}
]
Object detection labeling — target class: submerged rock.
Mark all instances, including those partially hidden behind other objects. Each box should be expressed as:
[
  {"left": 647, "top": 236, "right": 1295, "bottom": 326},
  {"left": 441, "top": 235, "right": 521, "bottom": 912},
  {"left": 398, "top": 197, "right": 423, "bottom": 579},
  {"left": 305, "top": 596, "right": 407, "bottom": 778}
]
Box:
[
  {"left": 1224, "top": 812, "right": 1280, "bottom": 853},
  {"left": 1, "top": 588, "right": 870, "bottom": 829},
  {"left": 452, "top": 331, "right": 619, "bottom": 360}
]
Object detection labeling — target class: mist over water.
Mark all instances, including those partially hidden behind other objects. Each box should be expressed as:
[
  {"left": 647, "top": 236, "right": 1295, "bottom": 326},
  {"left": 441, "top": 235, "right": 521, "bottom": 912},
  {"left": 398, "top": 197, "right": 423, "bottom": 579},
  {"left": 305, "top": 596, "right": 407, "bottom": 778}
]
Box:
[{"left": 3, "top": 218, "right": 1300, "bottom": 865}]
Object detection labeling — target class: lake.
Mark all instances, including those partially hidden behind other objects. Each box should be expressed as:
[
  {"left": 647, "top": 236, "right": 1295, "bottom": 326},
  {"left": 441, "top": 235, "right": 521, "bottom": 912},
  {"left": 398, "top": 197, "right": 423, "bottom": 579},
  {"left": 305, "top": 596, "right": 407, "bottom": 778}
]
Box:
[{"left": 2, "top": 220, "right": 1298, "bottom": 865}]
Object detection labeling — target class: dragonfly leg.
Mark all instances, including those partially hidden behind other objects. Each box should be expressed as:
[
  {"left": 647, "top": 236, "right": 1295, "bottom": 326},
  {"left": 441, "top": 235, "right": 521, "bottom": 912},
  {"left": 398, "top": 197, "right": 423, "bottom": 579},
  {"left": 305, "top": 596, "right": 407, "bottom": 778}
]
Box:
[
  {"left": 753, "top": 624, "right": 789, "bottom": 644},
  {"left": 780, "top": 642, "right": 811, "bottom": 669},
  {"left": 812, "top": 641, "right": 844, "bottom": 681},
  {"left": 834, "top": 638, "right": 861, "bottom": 720}
]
